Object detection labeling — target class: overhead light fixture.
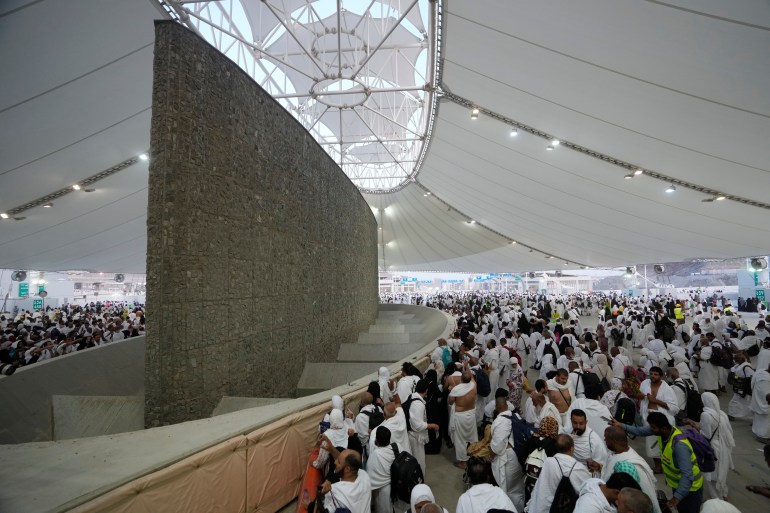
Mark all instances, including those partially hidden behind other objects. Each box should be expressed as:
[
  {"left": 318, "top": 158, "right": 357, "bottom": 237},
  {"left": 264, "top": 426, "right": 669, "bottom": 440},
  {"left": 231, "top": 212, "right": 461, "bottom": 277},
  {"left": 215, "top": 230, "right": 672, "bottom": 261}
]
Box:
[
  {"left": 470, "top": 108, "right": 479, "bottom": 120},
  {"left": 564, "top": 261, "right": 568, "bottom": 265},
  {"left": 551, "top": 139, "right": 560, "bottom": 147},
  {"left": 423, "top": 194, "right": 428, "bottom": 197},
  {"left": 0, "top": 213, "right": 8, "bottom": 219},
  {"left": 468, "top": 219, "right": 476, "bottom": 224},
  {"left": 624, "top": 173, "right": 634, "bottom": 180},
  {"left": 715, "top": 194, "right": 726, "bottom": 201},
  {"left": 665, "top": 184, "right": 676, "bottom": 193},
  {"left": 546, "top": 145, "right": 554, "bottom": 151},
  {"left": 510, "top": 127, "right": 518, "bottom": 137},
  {"left": 511, "top": 240, "right": 517, "bottom": 245},
  {"left": 546, "top": 255, "right": 553, "bottom": 259},
  {"left": 72, "top": 184, "right": 81, "bottom": 190},
  {"left": 634, "top": 169, "right": 643, "bottom": 176},
  {"left": 529, "top": 249, "right": 533, "bottom": 253},
  {"left": 43, "top": 203, "right": 53, "bottom": 208},
  {"left": 139, "top": 153, "right": 149, "bottom": 161}
]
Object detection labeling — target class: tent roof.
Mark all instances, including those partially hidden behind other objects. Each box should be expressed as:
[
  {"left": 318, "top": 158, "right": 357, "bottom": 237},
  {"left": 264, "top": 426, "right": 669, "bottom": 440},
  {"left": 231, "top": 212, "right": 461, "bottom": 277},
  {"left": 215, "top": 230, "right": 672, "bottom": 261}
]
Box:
[{"left": 0, "top": 0, "right": 769, "bottom": 274}]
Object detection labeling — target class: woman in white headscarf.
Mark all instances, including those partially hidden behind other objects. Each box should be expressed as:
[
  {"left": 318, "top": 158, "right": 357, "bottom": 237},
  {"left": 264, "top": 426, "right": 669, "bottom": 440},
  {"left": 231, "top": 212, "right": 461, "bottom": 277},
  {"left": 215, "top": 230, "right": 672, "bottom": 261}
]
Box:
[
  {"left": 695, "top": 392, "right": 735, "bottom": 500},
  {"left": 325, "top": 409, "right": 350, "bottom": 449},
  {"left": 506, "top": 357, "right": 525, "bottom": 410},
  {"left": 594, "top": 354, "right": 613, "bottom": 385},
  {"left": 408, "top": 484, "right": 441, "bottom": 513}
]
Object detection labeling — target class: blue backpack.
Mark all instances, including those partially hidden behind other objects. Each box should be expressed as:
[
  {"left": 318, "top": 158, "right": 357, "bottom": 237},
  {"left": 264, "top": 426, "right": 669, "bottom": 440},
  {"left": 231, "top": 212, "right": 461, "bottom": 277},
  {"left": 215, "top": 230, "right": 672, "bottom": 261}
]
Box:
[
  {"left": 441, "top": 346, "right": 453, "bottom": 368},
  {"left": 673, "top": 428, "right": 716, "bottom": 473},
  {"left": 507, "top": 412, "right": 538, "bottom": 466}
]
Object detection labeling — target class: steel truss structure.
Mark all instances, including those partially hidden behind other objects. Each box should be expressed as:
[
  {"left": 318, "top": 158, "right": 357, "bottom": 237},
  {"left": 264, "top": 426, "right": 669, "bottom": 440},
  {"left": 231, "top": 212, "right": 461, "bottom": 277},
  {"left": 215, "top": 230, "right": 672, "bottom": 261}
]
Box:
[{"left": 160, "top": 0, "right": 441, "bottom": 192}]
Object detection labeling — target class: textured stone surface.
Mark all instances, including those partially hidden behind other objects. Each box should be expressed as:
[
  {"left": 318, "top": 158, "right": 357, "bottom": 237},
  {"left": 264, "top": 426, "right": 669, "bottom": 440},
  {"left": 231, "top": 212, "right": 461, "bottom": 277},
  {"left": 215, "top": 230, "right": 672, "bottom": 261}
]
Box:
[
  {"left": 145, "top": 21, "right": 378, "bottom": 426},
  {"left": 52, "top": 395, "right": 144, "bottom": 440}
]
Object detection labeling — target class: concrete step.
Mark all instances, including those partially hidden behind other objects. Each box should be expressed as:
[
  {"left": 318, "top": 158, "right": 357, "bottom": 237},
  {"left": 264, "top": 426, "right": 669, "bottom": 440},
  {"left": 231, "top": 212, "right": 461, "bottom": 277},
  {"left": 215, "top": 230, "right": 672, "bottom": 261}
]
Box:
[
  {"left": 336, "top": 342, "right": 425, "bottom": 362},
  {"left": 368, "top": 324, "right": 406, "bottom": 334},
  {"left": 52, "top": 395, "right": 143, "bottom": 441},
  {"left": 211, "top": 397, "right": 287, "bottom": 417},
  {"left": 296, "top": 362, "right": 383, "bottom": 397},
  {"left": 357, "top": 332, "right": 415, "bottom": 344}
]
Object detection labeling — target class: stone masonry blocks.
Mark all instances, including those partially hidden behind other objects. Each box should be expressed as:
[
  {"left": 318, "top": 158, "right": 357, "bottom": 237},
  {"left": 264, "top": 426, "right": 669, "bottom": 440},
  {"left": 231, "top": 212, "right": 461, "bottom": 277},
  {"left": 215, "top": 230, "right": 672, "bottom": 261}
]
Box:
[{"left": 145, "top": 21, "right": 378, "bottom": 426}]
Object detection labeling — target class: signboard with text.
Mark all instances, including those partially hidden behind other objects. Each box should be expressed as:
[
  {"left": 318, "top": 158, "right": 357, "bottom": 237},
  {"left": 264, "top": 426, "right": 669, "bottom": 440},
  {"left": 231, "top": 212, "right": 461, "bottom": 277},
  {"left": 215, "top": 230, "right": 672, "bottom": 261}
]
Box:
[
  {"left": 19, "top": 283, "right": 28, "bottom": 298},
  {"left": 757, "top": 289, "right": 766, "bottom": 301},
  {"left": 32, "top": 299, "right": 43, "bottom": 310}
]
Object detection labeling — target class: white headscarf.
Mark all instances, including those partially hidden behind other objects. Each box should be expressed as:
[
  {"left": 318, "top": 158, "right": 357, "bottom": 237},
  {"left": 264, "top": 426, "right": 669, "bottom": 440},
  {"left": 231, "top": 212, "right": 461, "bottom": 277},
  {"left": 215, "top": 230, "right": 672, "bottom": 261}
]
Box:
[
  {"left": 510, "top": 358, "right": 523, "bottom": 378},
  {"left": 700, "top": 499, "right": 741, "bottom": 513},
  {"left": 325, "top": 409, "right": 349, "bottom": 448},
  {"left": 409, "top": 484, "right": 435, "bottom": 513},
  {"left": 701, "top": 392, "right": 735, "bottom": 448},
  {"left": 331, "top": 395, "right": 344, "bottom": 411}
]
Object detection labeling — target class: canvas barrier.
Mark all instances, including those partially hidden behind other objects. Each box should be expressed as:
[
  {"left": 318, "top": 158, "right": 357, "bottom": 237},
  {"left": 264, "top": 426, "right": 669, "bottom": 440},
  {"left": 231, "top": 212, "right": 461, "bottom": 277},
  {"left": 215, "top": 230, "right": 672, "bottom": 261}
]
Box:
[{"left": 69, "top": 357, "right": 429, "bottom": 513}]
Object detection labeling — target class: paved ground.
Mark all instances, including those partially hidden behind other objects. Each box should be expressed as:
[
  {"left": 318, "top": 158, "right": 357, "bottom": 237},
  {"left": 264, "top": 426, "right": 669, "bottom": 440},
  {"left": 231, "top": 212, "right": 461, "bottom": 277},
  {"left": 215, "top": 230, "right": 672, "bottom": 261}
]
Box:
[{"left": 423, "top": 312, "right": 770, "bottom": 513}]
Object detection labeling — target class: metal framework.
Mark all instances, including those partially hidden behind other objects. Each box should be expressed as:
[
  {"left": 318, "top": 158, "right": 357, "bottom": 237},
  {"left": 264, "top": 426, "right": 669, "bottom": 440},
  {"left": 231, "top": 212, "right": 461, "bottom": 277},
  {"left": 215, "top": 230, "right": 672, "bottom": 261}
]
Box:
[{"left": 158, "top": 0, "right": 441, "bottom": 192}]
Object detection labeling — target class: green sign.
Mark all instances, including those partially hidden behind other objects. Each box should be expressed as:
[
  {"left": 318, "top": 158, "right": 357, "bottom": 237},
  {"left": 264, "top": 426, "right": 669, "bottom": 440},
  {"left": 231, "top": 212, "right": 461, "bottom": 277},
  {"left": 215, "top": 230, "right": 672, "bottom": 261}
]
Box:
[
  {"left": 38, "top": 284, "right": 45, "bottom": 293},
  {"left": 19, "top": 283, "right": 29, "bottom": 298},
  {"left": 627, "top": 289, "right": 634, "bottom": 296},
  {"left": 32, "top": 299, "right": 43, "bottom": 310},
  {"left": 757, "top": 289, "right": 766, "bottom": 301}
]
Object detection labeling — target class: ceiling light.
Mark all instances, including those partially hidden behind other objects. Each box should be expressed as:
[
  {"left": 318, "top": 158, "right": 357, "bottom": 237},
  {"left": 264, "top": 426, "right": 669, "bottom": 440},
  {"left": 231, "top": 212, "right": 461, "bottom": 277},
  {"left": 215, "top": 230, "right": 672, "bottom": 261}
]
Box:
[
  {"left": 423, "top": 194, "right": 428, "bottom": 197},
  {"left": 426, "top": 192, "right": 431, "bottom": 195},
  {"left": 634, "top": 169, "right": 643, "bottom": 176},
  {"left": 546, "top": 145, "right": 554, "bottom": 151},
  {"left": 715, "top": 195, "right": 726, "bottom": 201},
  {"left": 0, "top": 213, "right": 8, "bottom": 219},
  {"left": 510, "top": 128, "right": 518, "bottom": 137},
  {"left": 13, "top": 216, "right": 25, "bottom": 221},
  {"left": 470, "top": 108, "right": 479, "bottom": 120},
  {"left": 564, "top": 262, "right": 568, "bottom": 265},
  {"left": 546, "top": 255, "right": 553, "bottom": 259},
  {"left": 43, "top": 203, "right": 53, "bottom": 208},
  {"left": 511, "top": 241, "right": 517, "bottom": 245},
  {"left": 72, "top": 184, "right": 81, "bottom": 190},
  {"left": 665, "top": 184, "right": 676, "bottom": 193},
  {"left": 468, "top": 220, "right": 476, "bottom": 224},
  {"left": 551, "top": 139, "right": 560, "bottom": 147},
  {"left": 139, "top": 153, "right": 149, "bottom": 161},
  {"left": 624, "top": 173, "right": 633, "bottom": 180}
]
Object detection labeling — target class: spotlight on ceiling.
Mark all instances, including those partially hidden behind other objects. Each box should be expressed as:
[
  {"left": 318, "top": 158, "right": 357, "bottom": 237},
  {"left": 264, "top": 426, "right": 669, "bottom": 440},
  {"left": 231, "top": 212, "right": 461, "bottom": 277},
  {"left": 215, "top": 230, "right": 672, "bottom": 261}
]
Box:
[
  {"left": 654, "top": 265, "right": 665, "bottom": 274},
  {"left": 139, "top": 153, "right": 149, "bottom": 161},
  {"left": 564, "top": 261, "right": 569, "bottom": 265},
  {"left": 715, "top": 194, "right": 726, "bottom": 201},
  {"left": 470, "top": 108, "right": 479, "bottom": 120},
  {"left": 750, "top": 257, "right": 768, "bottom": 271},
  {"left": 551, "top": 139, "right": 560, "bottom": 147},
  {"left": 665, "top": 184, "right": 676, "bottom": 193},
  {"left": 701, "top": 197, "right": 715, "bottom": 203},
  {"left": 634, "top": 169, "right": 643, "bottom": 176},
  {"left": 468, "top": 219, "right": 476, "bottom": 224},
  {"left": 510, "top": 127, "right": 518, "bottom": 137},
  {"left": 11, "top": 271, "right": 27, "bottom": 282},
  {"left": 0, "top": 213, "right": 8, "bottom": 219},
  {"left": 510, "top": 240, "right": 517, "bottom": 245},
  {"left": 72, "top": 184, "right": 81, "bottom": 190},
  {"left": 114, "top": 274, "right": 125, "bottom": 283},
  {"left": 546, "top": 255, "right": 554, "bottom": 259},
  {"left": 546, "top": 145, "right": 554, "bottom": 151},
  {"left": 624, "top": 173, "right": 634, "bottom": 180},
  {"left": 84, "top": 188, "right": 95, "bottom": 192},
  {"left": 43, "top": 202, "right": 53, "bottom": 208},
  {"left": 625, "top": 266, "right": 635, "bottom": 276}
]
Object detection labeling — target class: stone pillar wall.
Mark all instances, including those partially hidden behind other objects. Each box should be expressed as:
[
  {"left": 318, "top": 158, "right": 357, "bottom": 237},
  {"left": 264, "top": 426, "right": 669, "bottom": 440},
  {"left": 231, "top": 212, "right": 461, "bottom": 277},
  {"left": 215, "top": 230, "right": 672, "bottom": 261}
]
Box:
[{"left": 145, "top": 21, "right": 378, "bottom": 426}]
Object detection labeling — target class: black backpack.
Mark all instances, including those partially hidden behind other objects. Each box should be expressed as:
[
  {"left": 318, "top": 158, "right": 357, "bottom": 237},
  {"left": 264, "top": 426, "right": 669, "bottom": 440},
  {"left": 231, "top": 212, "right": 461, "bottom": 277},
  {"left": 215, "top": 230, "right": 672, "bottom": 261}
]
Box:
[
  {"left": 614, "top": 397, "right": 637, "bottom": 426},
  {"left": 549, "top": 460, "right": 578, "bottom": 513},
  {"left": 541, "top": 340, "right": 557, "bottom": 363},
  {"left": 580, "top": 371, "right": 602, "bottom": 393},
  {"left": 361, "top": 407, "right": 385, "bottom": 430},
  {"left": 708, "top": 343, "right": 734, "bottom": 369},
  {"left": 674, "top": 380, "right": 703, "bottom": 422},
  {"left": 474, "top": 368, "right": 491, "bottom": 397},
  {"left": 681, "top": 331, "right": 691, "bottom": 344},
  {"left": 390, "top": 443, "right": 424, "bottom": 502},
  {"left": 506, "top": 412, "right": 538, "bottom": 466},
  {"left": 401, "top": 396, "right": 423, "bottom": 432}
]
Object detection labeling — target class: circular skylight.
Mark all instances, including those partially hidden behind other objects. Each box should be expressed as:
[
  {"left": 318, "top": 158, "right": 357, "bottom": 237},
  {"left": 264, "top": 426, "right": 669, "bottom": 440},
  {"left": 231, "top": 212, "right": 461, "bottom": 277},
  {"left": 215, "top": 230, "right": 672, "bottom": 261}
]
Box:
[{"left": 163, "top": 0, "right": 439, "bottom": 192}]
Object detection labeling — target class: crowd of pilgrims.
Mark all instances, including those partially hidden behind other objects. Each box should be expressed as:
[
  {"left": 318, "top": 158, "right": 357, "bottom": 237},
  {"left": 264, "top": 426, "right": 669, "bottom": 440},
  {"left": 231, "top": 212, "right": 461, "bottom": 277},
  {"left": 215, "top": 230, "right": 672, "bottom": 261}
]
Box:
[
  {"left": 0, "top": 302, "right": 145, "bottom": 374},
  {"left": 308, "top": 292, "right": 770, "bottom": 513}
]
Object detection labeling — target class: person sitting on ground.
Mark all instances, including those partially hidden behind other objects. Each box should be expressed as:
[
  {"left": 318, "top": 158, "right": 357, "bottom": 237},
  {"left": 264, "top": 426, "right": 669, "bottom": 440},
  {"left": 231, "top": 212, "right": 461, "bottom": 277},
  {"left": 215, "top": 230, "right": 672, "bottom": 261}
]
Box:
[{"left": 455, "top": 457, "right": 516, "bottom": 513}]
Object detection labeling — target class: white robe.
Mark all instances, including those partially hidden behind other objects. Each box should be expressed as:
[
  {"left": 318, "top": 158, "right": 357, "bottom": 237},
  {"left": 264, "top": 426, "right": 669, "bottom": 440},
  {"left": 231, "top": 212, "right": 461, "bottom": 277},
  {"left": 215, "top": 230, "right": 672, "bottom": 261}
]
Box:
[
  {"left": 369, "top": 407, "right": 410, "bottom": 455},
  {"left": 366, "top": 445, "right": 396, "bottom": 513},
  {"left": 456, "top": 483, "right": 516, "bottom": 513},
  {"left": 750, "top": 370, "right": 770, "bottom": 439},
  {"left": 639, "top": 379, "right": 678, "bottom": 458},
  {"left": 563, "top": 398, "right": 612, "bottom": 437},
  {"left": 491, "top": 413, "right": 525, "bottom": 512},
  {"left": 700, "top": 406, "right": 735, "bottom": 500},
  {"left": 568, "top": 426, "right": 608, "bottom": 467},
  {"left": 526, "top": 453, "right": 591, "bottom": 513},
  {"left": 575, "top": 478, "right": 613, "bottom": 513},
  {"left": 728, "top": 362, "right": 754, "bottom": 418},
  {"left": 698, "top": 347, "right": 720, "bottom": 391},
  {"left": 602, "top": 448, "right": 661, "bottom": 513},
  {"left": 324, "top": 470, "right": 372, "bottom": 513}
]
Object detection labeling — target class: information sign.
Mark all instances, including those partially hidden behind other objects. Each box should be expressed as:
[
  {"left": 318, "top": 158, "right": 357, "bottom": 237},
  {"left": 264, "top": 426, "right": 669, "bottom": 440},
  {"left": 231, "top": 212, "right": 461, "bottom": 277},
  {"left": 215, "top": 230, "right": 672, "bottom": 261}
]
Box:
[
  {"left": 19, "top": 283, "right": 29, "bottom": 298},
  {"left": 757, "top": 289, "right": 766, "bottom": 301},
  {"left": 32, "top": 299, "right": 43, "bottom": 310}
]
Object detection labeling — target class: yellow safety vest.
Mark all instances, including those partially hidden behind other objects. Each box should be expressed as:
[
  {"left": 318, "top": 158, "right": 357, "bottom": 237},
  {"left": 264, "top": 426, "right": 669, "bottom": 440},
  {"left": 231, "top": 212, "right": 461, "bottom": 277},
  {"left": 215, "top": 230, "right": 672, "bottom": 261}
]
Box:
[
  {"left": 660, "top": 428, "right": 703, "bottom": 491},
  {"left": 674, "top": 307, "right": 684, "bottom": 319}
]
